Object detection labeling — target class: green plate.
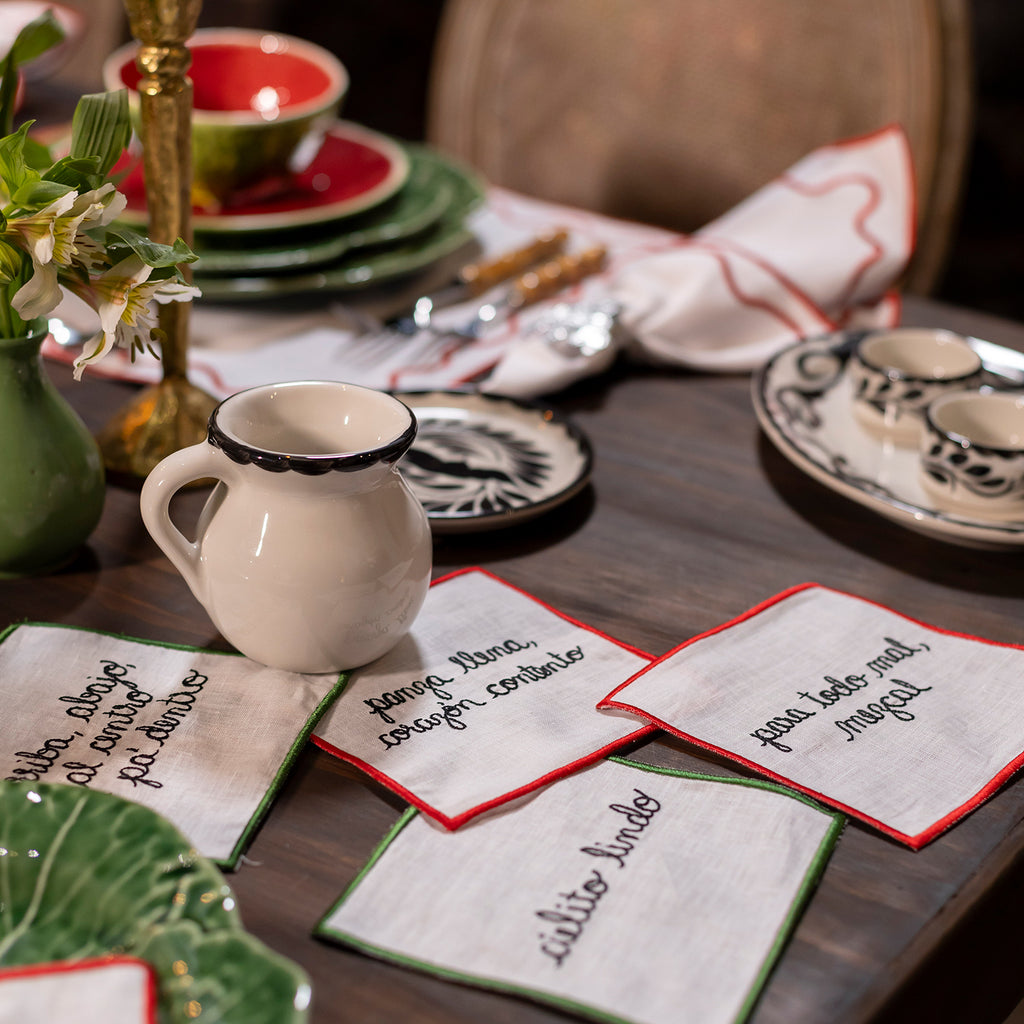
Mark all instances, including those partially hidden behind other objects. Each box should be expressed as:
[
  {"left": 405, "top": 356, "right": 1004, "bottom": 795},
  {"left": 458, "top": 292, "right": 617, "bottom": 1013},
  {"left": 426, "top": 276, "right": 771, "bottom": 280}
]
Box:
[
  {"left": 193, "top": 147, "right": 458, "bottom": 276},
  {"left": 0, "top": 780, "right": 310, "bottom": 1023},
  {"left": 193, "top": 146, "right": 486, "bottom": 302}
]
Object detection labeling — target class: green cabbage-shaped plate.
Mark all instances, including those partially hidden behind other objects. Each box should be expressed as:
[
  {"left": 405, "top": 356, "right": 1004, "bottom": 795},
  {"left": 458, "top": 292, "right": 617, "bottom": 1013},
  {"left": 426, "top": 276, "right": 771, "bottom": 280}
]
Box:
[
  {"left": 192, "top": 148, "right": 457, "bottom": 275},
  {"left": 192, "top": 145, "right": 485, "bottom": 300},
  {"left": 0, "top": 780, "right": 310, "bottom": 1023}
]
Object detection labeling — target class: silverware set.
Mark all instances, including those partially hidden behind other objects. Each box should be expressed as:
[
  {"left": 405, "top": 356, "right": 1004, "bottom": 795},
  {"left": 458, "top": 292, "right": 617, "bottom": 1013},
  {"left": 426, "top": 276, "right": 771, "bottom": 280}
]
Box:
[{"left": 376, "top": 232, "right": 609, "bottom": 349}]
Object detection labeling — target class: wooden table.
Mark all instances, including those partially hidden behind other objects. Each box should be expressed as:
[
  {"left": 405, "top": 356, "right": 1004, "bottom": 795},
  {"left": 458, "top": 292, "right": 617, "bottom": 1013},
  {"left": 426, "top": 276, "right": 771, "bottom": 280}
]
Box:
[{"left": 4, "top": 294, "right": 1024, "bottom": 1023}]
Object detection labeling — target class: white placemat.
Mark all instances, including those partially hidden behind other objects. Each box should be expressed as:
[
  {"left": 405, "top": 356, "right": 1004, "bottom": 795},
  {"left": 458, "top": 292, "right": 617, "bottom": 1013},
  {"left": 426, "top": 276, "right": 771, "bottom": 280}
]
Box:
[
  {"left": 317, "top": 757, "right": 843, "bottom": 1024},
  {"left": 313, "top": 568, "right": 654, "bottom": 827},
  {"left": 0, "top": 958, "right": 156, "bottom": 1024},
  {"left": 601, "top": 583, "right": 1024, "bottom": 847},
  {"left": 0, "top": 624, "right": 343, "bottom": 866}
]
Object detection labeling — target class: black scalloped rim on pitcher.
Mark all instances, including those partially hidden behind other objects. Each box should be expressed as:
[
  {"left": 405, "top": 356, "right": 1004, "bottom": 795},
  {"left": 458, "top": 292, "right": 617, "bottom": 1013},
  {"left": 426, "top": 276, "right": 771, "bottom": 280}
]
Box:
[{"left": 208, "top": 406, "right": 417, "bottom": 475}]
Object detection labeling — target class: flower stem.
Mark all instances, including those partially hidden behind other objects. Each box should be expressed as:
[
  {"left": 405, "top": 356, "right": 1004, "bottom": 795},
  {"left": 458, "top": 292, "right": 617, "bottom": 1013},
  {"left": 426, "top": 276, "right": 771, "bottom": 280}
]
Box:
[{"left": 0, "top": 285, "right": 15, "bottom": 339}]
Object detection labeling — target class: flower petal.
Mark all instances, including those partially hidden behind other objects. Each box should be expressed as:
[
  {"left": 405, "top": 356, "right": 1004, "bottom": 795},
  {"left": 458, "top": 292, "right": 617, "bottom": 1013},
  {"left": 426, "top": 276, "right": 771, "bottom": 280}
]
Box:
[
  {"left": 72, "top": 330, "right": 115, "bottom": 380},
  {"left": 11, "top": 259, "right": 62, "bottom": 320}
]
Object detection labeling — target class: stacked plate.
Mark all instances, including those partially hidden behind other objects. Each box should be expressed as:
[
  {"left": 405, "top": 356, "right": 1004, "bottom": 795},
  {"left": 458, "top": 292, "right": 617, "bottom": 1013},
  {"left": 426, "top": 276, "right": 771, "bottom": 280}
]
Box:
[{"left": 116, "top": 120, "right": 486, "bottom": 302}]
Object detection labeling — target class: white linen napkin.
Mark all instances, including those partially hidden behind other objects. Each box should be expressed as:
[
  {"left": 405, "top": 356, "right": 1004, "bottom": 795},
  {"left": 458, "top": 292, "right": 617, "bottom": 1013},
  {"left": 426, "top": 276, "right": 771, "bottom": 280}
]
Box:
[
  {"left": 41, "top": 126, "right": 911, "bottom": 399},
  {"left": 312, "top": 568, "right": 653, "bottom": 828},
  {"left": 0, "top": 623, "right": 343, "bottom": 866},
  {"left": 0, "top": 959, "right": 156, "bottom": 1024},
  {"left": 317, "top": 757, "right": 843, "bottom": 1024},
  {"left": 601, "top": 583, "right": 1024, "bottom": 849},
  {"left": 485, "top": 124, "right": 912, "bottom": 396}
]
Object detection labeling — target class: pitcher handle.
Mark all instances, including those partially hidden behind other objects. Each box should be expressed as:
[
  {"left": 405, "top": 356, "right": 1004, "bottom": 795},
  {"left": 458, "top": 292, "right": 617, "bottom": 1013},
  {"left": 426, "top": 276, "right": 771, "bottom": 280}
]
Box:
[{"left": 140, "top": 442, "right": 234, "bottom": 599}]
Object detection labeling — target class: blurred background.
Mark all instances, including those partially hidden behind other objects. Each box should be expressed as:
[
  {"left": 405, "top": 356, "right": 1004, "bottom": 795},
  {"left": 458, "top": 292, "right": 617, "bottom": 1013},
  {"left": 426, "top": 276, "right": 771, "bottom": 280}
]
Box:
[{"left": 47, "top": 0, "right": 1024, "bottom": 322}]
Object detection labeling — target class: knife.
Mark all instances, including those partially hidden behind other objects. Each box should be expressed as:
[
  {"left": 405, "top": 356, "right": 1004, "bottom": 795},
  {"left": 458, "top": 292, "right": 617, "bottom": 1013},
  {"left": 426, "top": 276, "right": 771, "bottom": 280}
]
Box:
[
  {"left": 392, "top": 228, "right": 570, "bottom": 333},
  {"left": 442, "top": 244, "right": 609, "bottom": 341}
]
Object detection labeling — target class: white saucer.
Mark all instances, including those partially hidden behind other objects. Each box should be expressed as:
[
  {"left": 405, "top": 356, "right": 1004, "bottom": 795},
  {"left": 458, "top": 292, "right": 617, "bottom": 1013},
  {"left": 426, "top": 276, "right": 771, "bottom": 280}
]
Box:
[
  {"left": 393, "top": 391, "right": 593, "bottom": 533},
  {"left": 753, "top": 330, "right": 1024, "bottom": 549}
]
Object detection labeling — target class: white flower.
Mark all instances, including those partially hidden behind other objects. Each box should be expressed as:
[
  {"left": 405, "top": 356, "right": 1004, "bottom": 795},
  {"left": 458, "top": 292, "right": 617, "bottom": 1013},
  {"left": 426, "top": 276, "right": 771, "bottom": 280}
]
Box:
[
  {"left": 5, "top": 191, "right": 77, "bottom": 320},
  {"left": 68, "top": 255, "right": 200, "bottom": 379},
  {"left": 71, "top": 184, "right": 126, "bottom": 231},
  {"left": 9, "top": 255, "right": 62, "bottom": 320},
  {"left": 4, "top": 191, "right": 77, "bottom": 266},
  {"left": 7, "top": 184, "right": 131, "bottom": 319},
  {"left": 56, "top": 184, "right": 128, "bottom": 270}
]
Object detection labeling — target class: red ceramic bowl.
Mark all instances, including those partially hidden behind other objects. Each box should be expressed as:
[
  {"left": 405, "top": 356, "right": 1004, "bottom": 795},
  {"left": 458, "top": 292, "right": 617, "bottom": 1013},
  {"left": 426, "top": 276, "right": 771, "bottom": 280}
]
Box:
[{"left": 104, "top": 27, "right": 349, "bottom": 205}]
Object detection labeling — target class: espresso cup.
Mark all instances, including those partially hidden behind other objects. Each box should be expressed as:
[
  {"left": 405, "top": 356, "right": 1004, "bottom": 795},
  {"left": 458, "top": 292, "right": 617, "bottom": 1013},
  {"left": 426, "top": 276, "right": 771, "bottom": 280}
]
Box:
[
  {"left": 919, "top": 390, "right": 1024, "bottom": 519},
  {"left": 847, "top": 328, "right": 982, "bottom": 444}
]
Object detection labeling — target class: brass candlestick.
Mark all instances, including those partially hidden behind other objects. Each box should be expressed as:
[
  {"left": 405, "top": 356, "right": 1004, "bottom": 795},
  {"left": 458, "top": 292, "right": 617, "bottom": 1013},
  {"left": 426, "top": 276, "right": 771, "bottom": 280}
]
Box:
[{"left": 97, "top": 0, "right": 218, "bottom": 480}]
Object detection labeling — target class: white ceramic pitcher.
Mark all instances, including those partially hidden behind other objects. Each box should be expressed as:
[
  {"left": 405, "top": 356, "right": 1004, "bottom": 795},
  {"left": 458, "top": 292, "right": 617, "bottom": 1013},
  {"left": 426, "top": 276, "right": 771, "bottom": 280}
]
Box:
[{"left": 140, "top": 381, "right": 432, "bottom": 673}]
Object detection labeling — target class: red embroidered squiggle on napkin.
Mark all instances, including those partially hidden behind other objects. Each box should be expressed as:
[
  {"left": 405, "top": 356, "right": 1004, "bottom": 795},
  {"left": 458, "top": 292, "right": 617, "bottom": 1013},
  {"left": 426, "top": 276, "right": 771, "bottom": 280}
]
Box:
[{"left": 603, "top": 125, "right": 912, "bottom": 373}]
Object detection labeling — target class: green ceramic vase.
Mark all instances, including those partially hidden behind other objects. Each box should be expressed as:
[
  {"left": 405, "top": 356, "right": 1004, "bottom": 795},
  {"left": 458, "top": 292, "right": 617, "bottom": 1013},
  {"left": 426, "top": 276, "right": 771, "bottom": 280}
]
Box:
[{"left": 0, "top": 320, "right": 105, "bottom": 577}]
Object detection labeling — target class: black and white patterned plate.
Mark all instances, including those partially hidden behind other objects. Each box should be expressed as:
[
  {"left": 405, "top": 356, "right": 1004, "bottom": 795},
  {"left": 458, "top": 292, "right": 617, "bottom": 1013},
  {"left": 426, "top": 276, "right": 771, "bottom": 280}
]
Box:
[
  {"left": 753, "top": 329, "right": 1024, "bottom": 549},
  {"left": 393, "top": 390, "right": 593, "bottom": 533}
]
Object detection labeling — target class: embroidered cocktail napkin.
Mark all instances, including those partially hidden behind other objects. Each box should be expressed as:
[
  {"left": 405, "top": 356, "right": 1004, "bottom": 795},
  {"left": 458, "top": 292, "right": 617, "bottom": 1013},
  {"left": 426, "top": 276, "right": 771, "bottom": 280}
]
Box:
[
  {"left": 0, "top": 959, "right": 156, "bottom": 1024},
  {"left": 313, "top": 568, "right": 654, "bottom": 828},
  {"left": 601, "top": 583, "right": 1024, "bottom": 848},
  {"left": 317, "top": 757, "right": 843, "bottom": 1024},
  {"left": 0, "top": 624, "right": 343, "bottom": 866}
]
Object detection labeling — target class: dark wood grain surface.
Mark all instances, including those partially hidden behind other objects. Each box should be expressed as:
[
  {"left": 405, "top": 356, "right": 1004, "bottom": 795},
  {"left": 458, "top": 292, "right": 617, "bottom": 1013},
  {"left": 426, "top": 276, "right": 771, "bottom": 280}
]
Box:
[{"left": 3, "top": 295, "right": 1023, "bottom": 1023}]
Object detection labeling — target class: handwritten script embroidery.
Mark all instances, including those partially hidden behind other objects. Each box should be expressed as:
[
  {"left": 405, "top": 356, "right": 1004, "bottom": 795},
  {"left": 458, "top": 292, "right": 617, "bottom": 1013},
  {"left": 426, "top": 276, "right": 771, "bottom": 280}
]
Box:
[
  {"left": 6, "top": 657, "right": 207, "bottom": 790},
  {"left": 364, "top": 635, "right": 588, "bottom": 751},
  {"left": 535, "top": 787, "right": 662, "bottom": 968},
  {"left": 747, "top": 636, "right": 934, "bottom": 753}
]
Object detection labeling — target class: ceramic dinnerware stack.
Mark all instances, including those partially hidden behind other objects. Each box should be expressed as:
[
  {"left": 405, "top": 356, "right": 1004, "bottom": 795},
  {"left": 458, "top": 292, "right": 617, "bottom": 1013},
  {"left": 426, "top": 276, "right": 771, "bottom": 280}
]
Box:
[{"left": 105, "top": 28, "right": 486, "bottom": 303}]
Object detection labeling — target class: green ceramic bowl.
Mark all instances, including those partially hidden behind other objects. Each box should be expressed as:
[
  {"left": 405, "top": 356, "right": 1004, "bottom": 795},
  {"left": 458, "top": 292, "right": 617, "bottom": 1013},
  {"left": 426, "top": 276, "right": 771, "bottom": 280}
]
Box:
[{"left": 104, "top": 27, "right": 348, "bottom": 207}]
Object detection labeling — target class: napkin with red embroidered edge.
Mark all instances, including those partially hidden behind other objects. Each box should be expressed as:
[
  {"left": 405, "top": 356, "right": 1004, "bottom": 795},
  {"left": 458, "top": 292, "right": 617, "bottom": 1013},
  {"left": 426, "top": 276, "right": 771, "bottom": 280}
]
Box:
[
  {"left": 600, "top": 582, "right": 1024, "bottom": 849},
  {"left": 312, "top": 567, "right": 654, "bottom": 829},
  {"left": 0, "top": 958, "right": 156, "bottom": 1024},
  {"left": 484, "top": 123, "right": 911, "bottom": 398}
]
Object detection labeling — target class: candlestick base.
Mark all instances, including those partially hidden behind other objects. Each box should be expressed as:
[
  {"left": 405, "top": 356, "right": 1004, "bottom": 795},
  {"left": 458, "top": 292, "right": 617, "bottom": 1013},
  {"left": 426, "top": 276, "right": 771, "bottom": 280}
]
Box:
[{"left": 97, "top": 376, "right": 218, "bottom": 480}]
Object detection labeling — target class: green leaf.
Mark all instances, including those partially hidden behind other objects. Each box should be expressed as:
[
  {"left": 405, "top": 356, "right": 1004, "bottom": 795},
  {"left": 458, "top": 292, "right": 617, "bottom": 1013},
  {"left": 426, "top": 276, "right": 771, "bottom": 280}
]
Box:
[
  {"left": 0, "top": 122, "right": 38, "bottom": 200},
  {"left": 22, "top": 133, "right": 54, "bottom": 172},
  {"left": 106, "top": 225, "right": 199, "bottom": 267},
  {"left": 43, "top": 154, "right": 102, "bottom": 188},
  {"left": 0, "top": 780, "right": 310, "bottom": 1024},
  {"left": 0, "top": 53, "right": 17, "bottom": 139},
  {"left": 4, "top": 9, "right": 65, "bottom": 67},
  {"left": 70, "top": 90, "right": 131, "bottom": 178},
  {"left": 12, "top": 178, "right": 73, "bottom": 208},
  {"left": 0, "top": 10, "right": 65, "bottom": 136}
]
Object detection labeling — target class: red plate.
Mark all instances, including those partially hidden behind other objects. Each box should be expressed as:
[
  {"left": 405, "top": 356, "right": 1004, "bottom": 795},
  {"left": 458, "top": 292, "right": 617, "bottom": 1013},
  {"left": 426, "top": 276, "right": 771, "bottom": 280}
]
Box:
[{"left": 116, "top": 120, "right": 410, "bottom": 233}]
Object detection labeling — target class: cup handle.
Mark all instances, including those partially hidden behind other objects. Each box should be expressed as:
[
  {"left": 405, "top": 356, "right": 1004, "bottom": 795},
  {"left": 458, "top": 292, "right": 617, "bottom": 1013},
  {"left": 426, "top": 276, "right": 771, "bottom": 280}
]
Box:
[{"left": 139, "top": 442, "right": 234, "bottom": 600}]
